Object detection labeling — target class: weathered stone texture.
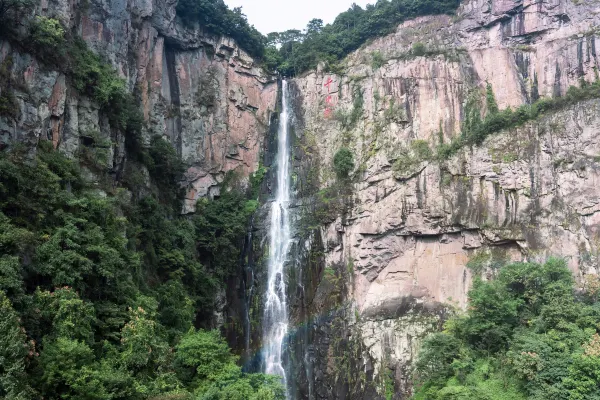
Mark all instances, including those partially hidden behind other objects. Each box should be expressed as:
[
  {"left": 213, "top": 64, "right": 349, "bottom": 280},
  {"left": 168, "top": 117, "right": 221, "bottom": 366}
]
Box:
[
  {"left": 291, "top": 0, "right": 600, "bottom": 397},
  {"left": 0, "top": 0, "right": 277, "bottom": 212}
]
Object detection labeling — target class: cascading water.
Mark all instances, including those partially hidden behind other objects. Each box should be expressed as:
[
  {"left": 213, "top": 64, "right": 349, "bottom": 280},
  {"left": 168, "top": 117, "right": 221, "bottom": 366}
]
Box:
[{"left": 263, "top": 80, "right": 292, "bottom": 392}]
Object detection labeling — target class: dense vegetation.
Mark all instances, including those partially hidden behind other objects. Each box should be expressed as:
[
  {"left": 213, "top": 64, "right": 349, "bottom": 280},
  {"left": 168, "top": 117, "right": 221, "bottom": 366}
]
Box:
[
  {"left": 412, "top": 259, "right": 600, "bottom": 400},
  {"left": 175, "top": 0, "right": 461, "bottom": 75},
  {"left": 176, "top": 0, "right": 266, "bottom": 60},
  {"left": 265, "top": 0, "right": 461, "bottom": 75},
  {"left": 437, "top": 80, "right": 600, "bottom": 159},
  {"left": 0, "top": 142, "right": 281, "bottom": 399},
  {"left": 333, "top": 147, "right": 355, "bottom": 179},
  {"left": 0, "top": 4, "right": 283, "bottom": 399}
]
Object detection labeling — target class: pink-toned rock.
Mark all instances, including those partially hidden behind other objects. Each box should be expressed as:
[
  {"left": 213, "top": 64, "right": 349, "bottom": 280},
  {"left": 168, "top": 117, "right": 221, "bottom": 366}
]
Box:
[
  {"left": 48, "top": 75, "right": 66, "bottom": 117},
  {"left": 292, "top": 0, "right": 600, "bottom": 385}
]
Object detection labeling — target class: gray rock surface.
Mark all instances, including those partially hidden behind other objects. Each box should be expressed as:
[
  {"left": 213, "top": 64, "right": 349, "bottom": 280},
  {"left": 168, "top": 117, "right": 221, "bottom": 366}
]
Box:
[
  {"left": 1, "top": 0, "right": 277, "bottom": 213},
  {"left": 289, "top": 0, "right": 600, "bottom": 397}
]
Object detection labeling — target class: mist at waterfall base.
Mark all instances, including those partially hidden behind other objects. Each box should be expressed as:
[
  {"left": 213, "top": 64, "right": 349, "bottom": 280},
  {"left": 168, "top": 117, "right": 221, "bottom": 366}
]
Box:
[{"left": 262, "top": 80, "right": 293, "bottom": 393}]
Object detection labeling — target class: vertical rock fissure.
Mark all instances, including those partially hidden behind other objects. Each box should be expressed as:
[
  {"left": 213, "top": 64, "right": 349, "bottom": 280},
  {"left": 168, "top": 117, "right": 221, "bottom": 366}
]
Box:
[
  {"left": 164, "top": 46, "right": 182, "bottom": 155},
  {"left": 263, "top": 80, "right": 293, "bottom": 396}
]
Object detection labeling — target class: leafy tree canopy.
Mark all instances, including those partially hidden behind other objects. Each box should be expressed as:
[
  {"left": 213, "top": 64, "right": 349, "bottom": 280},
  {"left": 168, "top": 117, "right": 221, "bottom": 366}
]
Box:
[
  {"left": 175, "top": 0, "right": 461, "bottom": 75},
  {"left": 413, "top": 259, "right": 600, "bottom": 400}
]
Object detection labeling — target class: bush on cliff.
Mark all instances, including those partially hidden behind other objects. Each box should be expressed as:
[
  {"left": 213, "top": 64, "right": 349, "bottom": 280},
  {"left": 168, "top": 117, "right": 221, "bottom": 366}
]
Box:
[
  {"left": 176, "top": 0, "right": 265, "bottom": 60},
  {"left": 413, "top": 259, "right": 600, "bottom": 400},
  {"left": 437, "top": 80, "right": 600, "bottom": 159},
  {"left": 333, "top": 147, "right": 355, "bottom": 179}
]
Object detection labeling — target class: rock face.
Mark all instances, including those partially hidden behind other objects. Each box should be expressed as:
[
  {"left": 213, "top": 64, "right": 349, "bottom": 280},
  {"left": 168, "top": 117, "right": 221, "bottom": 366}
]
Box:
[
  {"left": 287, "top": 0, "right": 600, "bottom": 398},
  {"left": 0, "top": 0, "right": 277, "bottom": 212}
]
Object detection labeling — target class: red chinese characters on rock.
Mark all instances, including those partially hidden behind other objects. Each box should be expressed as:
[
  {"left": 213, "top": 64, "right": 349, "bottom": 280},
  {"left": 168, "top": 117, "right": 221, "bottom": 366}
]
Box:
[{"left": 323, "top": 77, "right": 336, "bottom": 118}]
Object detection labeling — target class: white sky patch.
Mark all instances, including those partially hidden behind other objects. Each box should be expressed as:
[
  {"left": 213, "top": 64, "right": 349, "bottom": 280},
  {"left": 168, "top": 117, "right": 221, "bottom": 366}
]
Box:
[{"left": 223, "top": 0, "right": 375, "bottom": 34}]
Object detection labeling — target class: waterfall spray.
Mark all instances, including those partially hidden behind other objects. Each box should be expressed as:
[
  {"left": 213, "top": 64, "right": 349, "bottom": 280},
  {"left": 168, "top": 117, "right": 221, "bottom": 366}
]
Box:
[{"left": 263, "top": 80, "right": 292, "bottom": 394}]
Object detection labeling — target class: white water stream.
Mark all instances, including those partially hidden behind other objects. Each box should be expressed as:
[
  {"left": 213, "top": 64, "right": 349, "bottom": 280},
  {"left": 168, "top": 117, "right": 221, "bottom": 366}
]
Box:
[{"left": 263, "top": 80, "right": 292, "bottom": 391}]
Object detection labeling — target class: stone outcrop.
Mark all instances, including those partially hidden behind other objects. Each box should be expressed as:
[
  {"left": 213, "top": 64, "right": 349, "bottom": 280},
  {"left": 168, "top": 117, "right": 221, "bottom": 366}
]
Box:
[
  {"left": 288, "top": 0, "right": 600, "bottom": 398},
  {"left": 0, "top": 0, "right": 277, "bottom": 213}
]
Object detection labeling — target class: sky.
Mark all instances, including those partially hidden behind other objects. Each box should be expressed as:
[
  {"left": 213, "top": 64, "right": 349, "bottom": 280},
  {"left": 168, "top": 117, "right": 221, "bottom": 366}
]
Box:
[{"left": 223, "top": 0, "right": 374, "bottom": 34}]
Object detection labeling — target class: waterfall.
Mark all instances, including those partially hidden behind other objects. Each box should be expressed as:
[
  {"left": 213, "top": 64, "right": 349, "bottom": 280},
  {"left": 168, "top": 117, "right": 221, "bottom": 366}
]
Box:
[{"left": 263, "top": 80, "right": 292, "bottom": 392}]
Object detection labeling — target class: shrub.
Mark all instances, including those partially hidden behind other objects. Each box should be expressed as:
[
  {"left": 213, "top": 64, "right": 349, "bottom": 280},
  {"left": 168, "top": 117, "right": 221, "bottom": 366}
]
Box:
[
  {"left": 371, "top": 51, "right": 385, "bottom": 69},
  {"left": 413, "top": 259, "right": 596, "bottom": 400},
  {"left": 412, "top": 42, "right": 427, "bottom": 57},
  {"left": 392, "top": 140, "right": 432, "bottom": 176},
  {"left": 411, "top": 140, "right": 432, "bottom": 159},
  {"left": 333, "top": 147, "right": 355, "bottom": 179},
  {"left": 30, "top": 16, "right": 65, "bottom": 50},
  {"left": 485, "top": 82, "right": 499, "bottom": 115},
  {"left": 176, "top": 0, "right": 265, "bottom": 59},
  {"left": 384, "top": 97, "right": 406, "bottom": 123},
  {"left": 0, "top": 90, "right": 18, "bottom": 120},
  {"left": 438, "top": 80, "right": 600, "bottom": 160}
]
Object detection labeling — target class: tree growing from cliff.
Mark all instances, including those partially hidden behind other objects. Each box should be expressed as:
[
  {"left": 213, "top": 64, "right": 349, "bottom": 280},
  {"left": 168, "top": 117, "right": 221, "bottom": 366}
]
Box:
[
  {"left": 333, "top": 147, "right": 355, "bottom": 180},
  {"left": 270, "top": 0, "right": 462, "bottom": 75}
]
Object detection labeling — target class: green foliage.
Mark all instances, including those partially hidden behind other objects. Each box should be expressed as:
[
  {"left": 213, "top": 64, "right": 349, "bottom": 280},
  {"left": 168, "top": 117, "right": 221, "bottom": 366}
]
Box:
[
  {"left": 4, "top": 13, "right": 145, "bottom": 152},
  {"left": 174, "top": 329, "right": 236, "bottom": 385},
  {"left": 412, "top": 42, "right": 427, "bottom": 57},
  {"left": 392, "top": 140, "right": 433, "bottom": 176},
  {"left": 193, "top": 190, "right": 258, "bottom": 280},
  {"left": 0, "top": 8, "right": 278, "bottom": 399},
  {"left": 371, "top": 51, "right": 385, "bottom": 70},
  {"left": 384, "top": 98, "right": 406, "bottom": 123},
  {"left": 146, "top": 135, "right": 185, "bottom": 206},
  {"left": 0, "top": 0, "right": 34, "bottom": 28},
  {"left": 333, "top": 147, "right": 355, "bottom": 179},
  {"left": 249, "top": 163, "right": 268, "bottom": 199},
  {"left": 438, "top": 81, "right": 600, "bottom": 159},
  {"left": 268, "top": 0, "right": 461, "bottom": 75},
  {"left": 335, "top": 87, "right": 364, "bottom": 130},
  {"left": 411, "top": 140, "right": 433, "bottom": 159},
  {"left": 176, "top": 0, "right": 265, "bottom": 59},
  {"left": 466, "top": 249, "right": 508, "bottom": 275},
  {"left": 485, "top": 82, "right": 499, "bottom": 115},
  {"left": 0, "top": 291, "right": 34, "bottom": 399},
  {"left": 0, "top": 89, "right": 18, "bottom": 119},
  {"left": 196, "top": 66, "right": 219, "bottom": 108},
  {"left": 0, "top": 56, "right": 19, "bottom": 120},
  {"left": 68, "top": 38, "right": 143, "bottom": 140},
  {"left": 413, "top": 259, "right": 600, "bottom": 400},
  {"left": 77, "top": 130, "right": 112, "bottom": 169},
  {"left": 174, "top": 329, "right": 285, "bottom": 399},
  {"left": 29, "top": 16, "right": 65, "bottom": 50},
  {"left": 0, "top": 142, "right": 277, "bottom": 399}
]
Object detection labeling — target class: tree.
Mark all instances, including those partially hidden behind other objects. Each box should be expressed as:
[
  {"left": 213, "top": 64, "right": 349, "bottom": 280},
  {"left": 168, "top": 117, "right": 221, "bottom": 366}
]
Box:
[
  {"left": 333, "top": 147, "right": 355, "bottom": 179},
  {"left": 564, "top": 334, "right": 600, "bottom": 400},
  {"left": 413, "top": 259, "right": 595, "bottom": 400},
  {"left": 305, "top": 19, "right": 324, "bottom": 36},
  {"left": 0, "top": 292, "right": 34, "bottom": 399},
  {"left": 174, "top": 329, "right": 285, "bottom": 399}
]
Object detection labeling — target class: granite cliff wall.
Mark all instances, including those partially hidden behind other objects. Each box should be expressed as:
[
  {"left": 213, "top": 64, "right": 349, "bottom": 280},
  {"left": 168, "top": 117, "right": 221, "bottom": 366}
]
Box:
[
  {"left": 287, "top": 0, "right": 600, "bottom": 398},
  {"left": 0, "top": 0, "right": 277, "bottom": 213}
]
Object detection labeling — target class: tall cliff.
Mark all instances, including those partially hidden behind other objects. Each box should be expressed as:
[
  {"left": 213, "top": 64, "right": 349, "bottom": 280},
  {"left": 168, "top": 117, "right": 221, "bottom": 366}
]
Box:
[
  {"left": 4, "top": 0, "right": 600, "bottom": 398},
  {"left": 0, "top": 0, "right": 277, "bottom": 213},
  {"left": 285, "top": 0, "right": 600, "bottom": 398}
]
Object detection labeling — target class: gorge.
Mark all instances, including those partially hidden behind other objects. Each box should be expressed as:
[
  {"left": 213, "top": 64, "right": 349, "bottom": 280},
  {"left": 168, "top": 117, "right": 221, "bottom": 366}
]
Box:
[{"left": 1, "top": 0, "right": 600, "bottom": 399}]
